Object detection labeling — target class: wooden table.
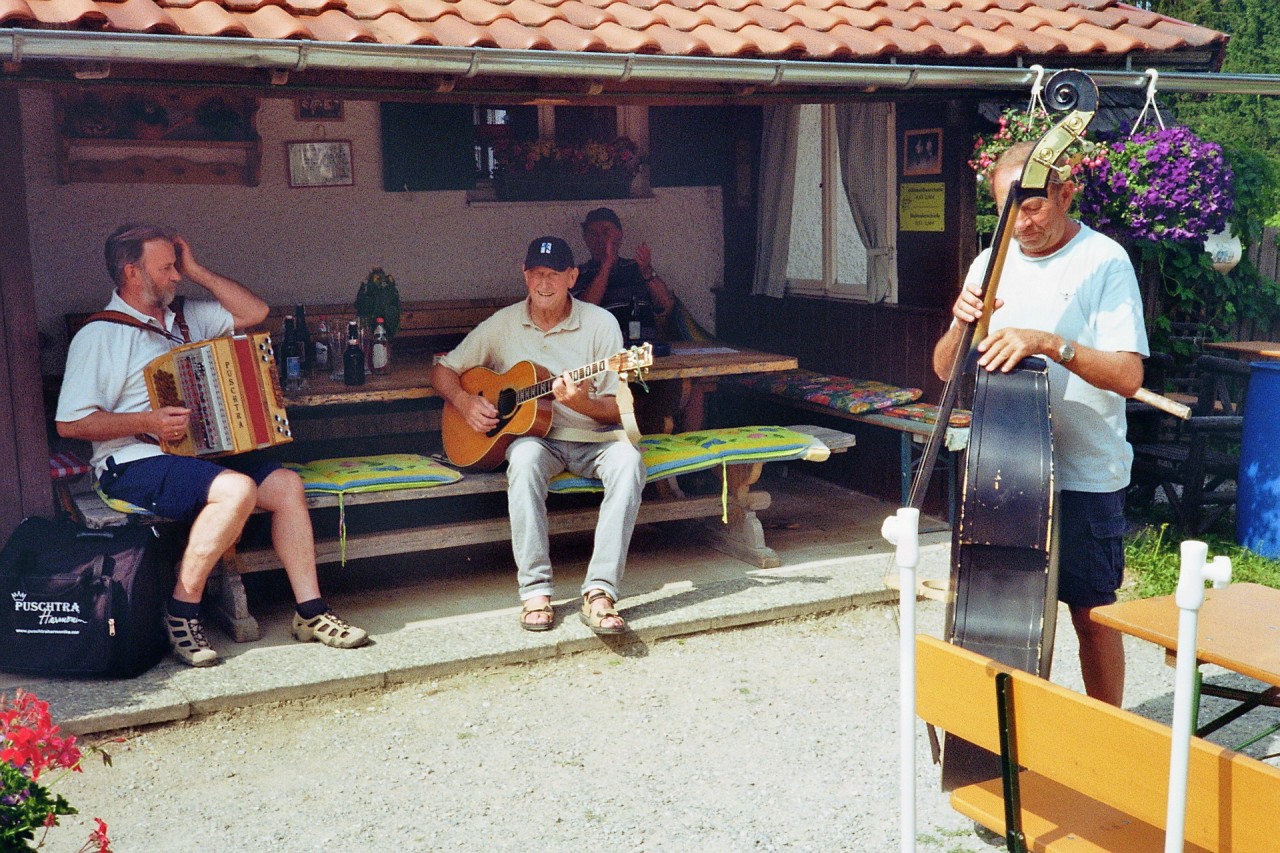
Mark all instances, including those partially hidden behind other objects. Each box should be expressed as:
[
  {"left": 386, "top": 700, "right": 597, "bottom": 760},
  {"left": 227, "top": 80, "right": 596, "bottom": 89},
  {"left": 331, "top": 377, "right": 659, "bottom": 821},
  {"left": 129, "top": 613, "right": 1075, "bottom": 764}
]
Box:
[
  {"left": 1093, "top": 583, "right": 1280, "bottom": 738},
  {"left": 283, "top": 341, "right": 799, "bottom": 409},
  {"left": 1205, "top": 340, "right": 1280, "bottom": 360}
]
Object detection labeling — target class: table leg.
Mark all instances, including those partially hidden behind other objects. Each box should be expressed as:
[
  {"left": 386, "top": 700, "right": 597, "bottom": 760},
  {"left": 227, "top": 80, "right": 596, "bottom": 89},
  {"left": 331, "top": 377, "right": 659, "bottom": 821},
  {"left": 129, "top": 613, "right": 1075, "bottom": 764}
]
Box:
[{"left": 699, "top": 461, "right": 780, "bottom": 568}]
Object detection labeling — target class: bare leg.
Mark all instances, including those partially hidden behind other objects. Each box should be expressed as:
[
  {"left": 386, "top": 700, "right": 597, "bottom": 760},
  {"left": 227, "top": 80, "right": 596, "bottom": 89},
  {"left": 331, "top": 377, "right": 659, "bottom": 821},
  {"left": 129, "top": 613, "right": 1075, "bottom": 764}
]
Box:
[
  {"left": 254, "top": 468, "right": 322, "bottom": 604},
  {"left": 1071, "top": 604, "right": 1125, "bottom": 706},
  {"left": 174, "top": 471, "right": 256, "bottom": 604}
]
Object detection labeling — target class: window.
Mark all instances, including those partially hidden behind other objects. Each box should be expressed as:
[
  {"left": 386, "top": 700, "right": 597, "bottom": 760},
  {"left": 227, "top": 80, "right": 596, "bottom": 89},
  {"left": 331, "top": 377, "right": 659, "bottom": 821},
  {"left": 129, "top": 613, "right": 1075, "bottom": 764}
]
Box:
[{"left": 786, "top": 105, "right": 871, "bottom": 301}]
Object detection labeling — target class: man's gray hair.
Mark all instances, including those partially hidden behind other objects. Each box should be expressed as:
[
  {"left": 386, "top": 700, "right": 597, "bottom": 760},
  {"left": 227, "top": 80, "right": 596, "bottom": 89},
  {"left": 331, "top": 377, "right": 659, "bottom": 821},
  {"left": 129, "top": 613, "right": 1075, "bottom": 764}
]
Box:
[
  {"left": 987, "top": 140, "right": 1068, "bottom": 197},
  {"left": 105, "top": 224, "right": 172, "bottom": 287}
]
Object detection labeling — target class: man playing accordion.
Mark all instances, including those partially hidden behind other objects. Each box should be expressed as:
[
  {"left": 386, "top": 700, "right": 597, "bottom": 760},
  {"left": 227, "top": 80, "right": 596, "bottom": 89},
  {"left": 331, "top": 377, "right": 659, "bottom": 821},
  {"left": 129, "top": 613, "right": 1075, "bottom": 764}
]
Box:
[{"left": 56, "top": 224, "right": 367, "bottom": 666}]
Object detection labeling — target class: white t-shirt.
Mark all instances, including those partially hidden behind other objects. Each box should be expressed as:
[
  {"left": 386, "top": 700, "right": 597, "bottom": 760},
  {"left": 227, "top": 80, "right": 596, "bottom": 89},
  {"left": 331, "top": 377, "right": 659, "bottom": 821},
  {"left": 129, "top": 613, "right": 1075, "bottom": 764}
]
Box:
[
  {"left": 962, "top": 223, "right": 1149, "bottom": 492},
  {"left": 56, "top": 292, "right": 235, "bottom": 475},
  {"left": 438, "top": 296, "right": 623, "bottom": 438}
]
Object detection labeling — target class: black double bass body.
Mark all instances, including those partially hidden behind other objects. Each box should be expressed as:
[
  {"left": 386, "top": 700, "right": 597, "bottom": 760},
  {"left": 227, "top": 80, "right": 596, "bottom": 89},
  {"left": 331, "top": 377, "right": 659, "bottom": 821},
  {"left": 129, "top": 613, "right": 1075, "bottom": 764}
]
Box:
[
  {"left": 946, "top": 355, "right": 1058, "bottom": 675},
  {"left": 940, "top": 356, "right": 1059, "bottom": 790}
]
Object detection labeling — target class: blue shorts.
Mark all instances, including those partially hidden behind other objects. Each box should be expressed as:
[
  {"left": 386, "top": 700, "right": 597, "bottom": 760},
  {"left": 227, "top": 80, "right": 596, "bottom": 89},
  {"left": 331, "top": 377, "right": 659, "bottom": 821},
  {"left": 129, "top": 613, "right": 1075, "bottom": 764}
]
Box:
[
  {"left": 99, "top": 453, "right": 281, "bottom": 523},
  {"left": 1056, "top": 489, "right": 1127, "bottom": 609}
]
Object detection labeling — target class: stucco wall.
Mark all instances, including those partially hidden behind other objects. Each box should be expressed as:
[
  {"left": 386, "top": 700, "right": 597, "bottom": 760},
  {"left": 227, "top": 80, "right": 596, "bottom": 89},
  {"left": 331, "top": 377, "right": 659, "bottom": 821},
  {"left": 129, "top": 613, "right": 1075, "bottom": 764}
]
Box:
[{"left": 21, "top": 90, "right": 723, "bottom": 372}]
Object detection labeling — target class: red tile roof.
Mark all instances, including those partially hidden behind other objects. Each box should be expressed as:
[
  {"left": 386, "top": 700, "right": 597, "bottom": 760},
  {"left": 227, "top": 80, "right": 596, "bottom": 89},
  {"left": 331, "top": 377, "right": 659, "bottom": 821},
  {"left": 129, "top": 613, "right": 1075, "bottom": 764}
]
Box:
[{"left": 0, "top": 0, "right": 1226, "bottom": 65}]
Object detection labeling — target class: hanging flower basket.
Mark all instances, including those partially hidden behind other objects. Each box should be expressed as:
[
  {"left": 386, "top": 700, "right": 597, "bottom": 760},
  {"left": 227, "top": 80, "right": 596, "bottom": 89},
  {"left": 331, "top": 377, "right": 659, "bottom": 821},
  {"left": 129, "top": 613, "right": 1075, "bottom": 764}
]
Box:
[{"left": 1079, "top": 125, "right": 1234, "bottom": 243}]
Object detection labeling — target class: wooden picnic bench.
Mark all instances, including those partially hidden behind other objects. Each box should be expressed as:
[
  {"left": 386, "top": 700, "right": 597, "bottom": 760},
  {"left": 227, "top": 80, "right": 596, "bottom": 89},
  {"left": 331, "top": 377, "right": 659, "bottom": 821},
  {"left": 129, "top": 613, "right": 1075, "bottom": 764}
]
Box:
[
  {"left": 69, "top": 425, "right": 855, "bottom": 643},
  {"left": 916, "top": 634, "right": 1280, "bottom": 851}
]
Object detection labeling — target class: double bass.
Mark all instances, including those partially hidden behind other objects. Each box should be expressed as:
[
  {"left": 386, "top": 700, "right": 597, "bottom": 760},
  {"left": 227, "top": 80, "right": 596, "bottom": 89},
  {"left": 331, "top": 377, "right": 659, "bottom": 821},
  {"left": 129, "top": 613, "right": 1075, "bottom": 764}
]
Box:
[{"left": 908, "top": 70, "right": 1098, "bottom": 789}]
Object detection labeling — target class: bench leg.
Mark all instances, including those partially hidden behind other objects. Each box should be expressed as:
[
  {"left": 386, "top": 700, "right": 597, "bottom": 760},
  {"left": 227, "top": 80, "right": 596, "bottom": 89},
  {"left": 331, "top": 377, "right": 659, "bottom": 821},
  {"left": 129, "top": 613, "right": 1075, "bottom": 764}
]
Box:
[
  {"left": 205, "top": 546, "right": 261, "bottom": 643},
  {"left": 699, "top": 462, "right": 781, "bottom": 569}
]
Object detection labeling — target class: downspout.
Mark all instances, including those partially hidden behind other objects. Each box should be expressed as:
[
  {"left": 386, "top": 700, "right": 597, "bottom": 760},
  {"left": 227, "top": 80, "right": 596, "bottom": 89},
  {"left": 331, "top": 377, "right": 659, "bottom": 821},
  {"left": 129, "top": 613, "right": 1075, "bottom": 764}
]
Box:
[{"left": 6, "top": 30, "right": 1280, "bottom": 96}]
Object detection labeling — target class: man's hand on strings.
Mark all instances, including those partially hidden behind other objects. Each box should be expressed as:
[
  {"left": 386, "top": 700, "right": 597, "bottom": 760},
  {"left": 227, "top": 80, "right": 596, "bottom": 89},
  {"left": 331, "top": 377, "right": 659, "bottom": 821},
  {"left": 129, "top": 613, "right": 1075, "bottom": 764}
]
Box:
[{"left": 951, "top": 281, "right": 1002, "bottom": 326}]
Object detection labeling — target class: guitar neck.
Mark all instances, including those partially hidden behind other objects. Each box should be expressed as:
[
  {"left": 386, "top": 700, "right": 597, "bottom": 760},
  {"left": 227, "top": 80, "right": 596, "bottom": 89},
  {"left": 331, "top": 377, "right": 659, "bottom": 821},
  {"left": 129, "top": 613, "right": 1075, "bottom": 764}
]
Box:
[{"left": 517, "top": 357, "right": 611, "bottom": 405}]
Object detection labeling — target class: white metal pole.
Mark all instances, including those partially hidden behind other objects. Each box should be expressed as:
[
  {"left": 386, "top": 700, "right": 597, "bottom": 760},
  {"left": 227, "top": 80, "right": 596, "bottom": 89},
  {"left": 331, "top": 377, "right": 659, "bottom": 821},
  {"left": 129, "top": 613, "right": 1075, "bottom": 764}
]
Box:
[
  {"left": 882, "top": 507, "right": 921, "bottom": 853},
  {"left": 1165, "top": 541, "right": 1232, "bottom": 853}
]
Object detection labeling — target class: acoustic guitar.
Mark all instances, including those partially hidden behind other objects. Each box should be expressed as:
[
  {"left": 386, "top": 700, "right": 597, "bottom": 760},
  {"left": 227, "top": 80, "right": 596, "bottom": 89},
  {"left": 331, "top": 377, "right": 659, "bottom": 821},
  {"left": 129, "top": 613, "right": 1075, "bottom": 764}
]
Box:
[{"left": 441, "top": 343, "right": 653, "bottom": 471}]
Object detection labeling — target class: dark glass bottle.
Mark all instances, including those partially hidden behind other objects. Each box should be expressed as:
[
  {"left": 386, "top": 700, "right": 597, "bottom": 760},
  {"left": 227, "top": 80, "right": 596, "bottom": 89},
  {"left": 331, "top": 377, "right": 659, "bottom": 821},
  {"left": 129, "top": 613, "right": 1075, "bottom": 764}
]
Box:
[
  {"left": 627, "top": 297, "right": 642, "bottom": 345},
  {"left": 343, "top": 321, "right": 365, "bottom": 386},
  {"left": 282, "top": 315, "right": 303, "bottom": 391},
  {"left": 294, "top": 304, "right": 312, "bottom": 372}
]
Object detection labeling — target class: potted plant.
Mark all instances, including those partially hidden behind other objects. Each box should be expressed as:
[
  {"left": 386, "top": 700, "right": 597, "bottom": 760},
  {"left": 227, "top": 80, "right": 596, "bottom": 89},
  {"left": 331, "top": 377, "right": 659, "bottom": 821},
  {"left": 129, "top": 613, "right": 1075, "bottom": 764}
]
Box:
[
  {"left": 493, "top": 137, "right": 642, "bottom": 201},
  {"left": 354, "top": 268, "right": 401, "bottom": 339}
]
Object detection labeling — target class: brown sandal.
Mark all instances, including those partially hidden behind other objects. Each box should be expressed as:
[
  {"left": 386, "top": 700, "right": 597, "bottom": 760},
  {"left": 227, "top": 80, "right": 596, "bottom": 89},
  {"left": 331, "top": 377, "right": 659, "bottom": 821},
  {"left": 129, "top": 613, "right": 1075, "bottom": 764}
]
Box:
[
  {"left": 579, "top": 590, "right": 626, "bottom": 636},
  {"left": 519, "top": 600, "right": 554, "bottom": 632}
]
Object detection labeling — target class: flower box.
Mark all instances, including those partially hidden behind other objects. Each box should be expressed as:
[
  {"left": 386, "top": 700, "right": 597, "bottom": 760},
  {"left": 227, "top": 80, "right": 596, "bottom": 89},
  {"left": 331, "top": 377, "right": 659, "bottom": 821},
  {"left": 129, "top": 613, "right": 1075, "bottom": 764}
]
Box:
[{"left": 494, "top": 170, "right": 634, "bottom": 201}]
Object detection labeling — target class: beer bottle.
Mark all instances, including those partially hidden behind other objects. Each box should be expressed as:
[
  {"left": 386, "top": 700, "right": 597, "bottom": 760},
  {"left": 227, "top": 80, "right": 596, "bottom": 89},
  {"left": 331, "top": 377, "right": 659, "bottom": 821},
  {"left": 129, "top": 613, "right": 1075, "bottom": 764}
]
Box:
[
  {"left": 294, "top": 304, "right": 312, "bottom": 372},
  {"left": 371, "top": 317, "right": 390, "bottom": 375},
  {"left": 343, "top": 321, "right": 365, "bottom": 386}
]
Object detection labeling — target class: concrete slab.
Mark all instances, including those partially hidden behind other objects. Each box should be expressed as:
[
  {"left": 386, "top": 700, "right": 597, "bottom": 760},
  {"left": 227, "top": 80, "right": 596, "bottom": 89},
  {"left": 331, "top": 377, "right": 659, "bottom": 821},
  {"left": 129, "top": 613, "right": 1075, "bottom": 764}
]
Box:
[{"left": 1, "top": 470, "right": 952, "bottom": 735}]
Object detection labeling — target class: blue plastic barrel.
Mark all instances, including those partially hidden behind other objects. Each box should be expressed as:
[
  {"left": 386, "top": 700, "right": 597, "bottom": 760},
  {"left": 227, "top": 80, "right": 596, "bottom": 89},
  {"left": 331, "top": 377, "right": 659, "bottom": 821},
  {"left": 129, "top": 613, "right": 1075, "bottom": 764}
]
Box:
[{"left": 1237, "top": 361, "right": 1280, "bottom": 557}]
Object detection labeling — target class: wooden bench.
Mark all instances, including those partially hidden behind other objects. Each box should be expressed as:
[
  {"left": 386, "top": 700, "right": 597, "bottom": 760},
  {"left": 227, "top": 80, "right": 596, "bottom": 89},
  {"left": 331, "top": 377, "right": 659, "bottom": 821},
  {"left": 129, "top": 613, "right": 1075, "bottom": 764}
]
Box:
[
  {"left": 70, "top": 425, "right": 855, "bottom": 642},
  {"left": 916, "top": 634, "right": 1280, "bottom": 851},
  {"left": 729, "top": 372, "right": 970, "bottom": 522}
]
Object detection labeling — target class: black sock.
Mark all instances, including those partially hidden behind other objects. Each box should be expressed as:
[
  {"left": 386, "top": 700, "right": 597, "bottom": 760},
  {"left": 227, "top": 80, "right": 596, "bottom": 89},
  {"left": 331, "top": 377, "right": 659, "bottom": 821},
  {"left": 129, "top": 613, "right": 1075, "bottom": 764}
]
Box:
[
  {"left": 295, "top": 598, "right": 329, "bottom": 620},
  {"left": 167, "top": 597, "right": 201, "bottom": 619}
]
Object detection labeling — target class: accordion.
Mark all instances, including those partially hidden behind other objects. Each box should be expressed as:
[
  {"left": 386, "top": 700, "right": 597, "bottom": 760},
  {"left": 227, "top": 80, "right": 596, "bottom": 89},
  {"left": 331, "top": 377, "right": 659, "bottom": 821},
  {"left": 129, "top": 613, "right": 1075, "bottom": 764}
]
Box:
[{"left": 143, "top": 333, "right": 293, "bottom": 458}]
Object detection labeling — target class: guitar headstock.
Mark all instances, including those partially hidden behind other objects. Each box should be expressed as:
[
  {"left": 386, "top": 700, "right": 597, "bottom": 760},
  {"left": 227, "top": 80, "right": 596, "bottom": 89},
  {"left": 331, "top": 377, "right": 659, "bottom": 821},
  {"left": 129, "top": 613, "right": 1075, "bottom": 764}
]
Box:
[{"left": 609, "top": 342, "right": 654, "bottom": 376}]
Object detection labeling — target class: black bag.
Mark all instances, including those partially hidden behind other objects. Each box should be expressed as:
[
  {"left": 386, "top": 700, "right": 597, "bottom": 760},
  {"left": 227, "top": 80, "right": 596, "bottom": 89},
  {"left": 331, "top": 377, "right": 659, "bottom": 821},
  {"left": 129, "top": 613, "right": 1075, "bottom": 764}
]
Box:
[{"left": 0, "top": 517, "right": 169, "bottom": 678}]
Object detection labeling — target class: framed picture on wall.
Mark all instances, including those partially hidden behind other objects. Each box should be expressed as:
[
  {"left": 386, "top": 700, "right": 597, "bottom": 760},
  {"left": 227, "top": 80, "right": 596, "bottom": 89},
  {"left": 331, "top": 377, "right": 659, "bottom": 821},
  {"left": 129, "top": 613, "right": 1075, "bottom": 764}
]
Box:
[
  {"left": 295, "top": 96, "right": 344, "bottom": 121},
  {"left": 902, "top": 128, "right": 943, "bottom": 176},
  {"left": 286, "top": 140, "right": 354, "bottom": 188}
]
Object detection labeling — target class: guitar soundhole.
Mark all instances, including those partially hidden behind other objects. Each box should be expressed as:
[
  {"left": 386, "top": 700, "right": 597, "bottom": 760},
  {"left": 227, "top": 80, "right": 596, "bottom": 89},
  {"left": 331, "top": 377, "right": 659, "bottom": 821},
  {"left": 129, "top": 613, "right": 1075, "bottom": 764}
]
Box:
[
  {"left": 485, "top": 388, "right": 519, "bottom": 437},
  {"left": 494, "top": 388, "right": 518, "bottom": 419}
]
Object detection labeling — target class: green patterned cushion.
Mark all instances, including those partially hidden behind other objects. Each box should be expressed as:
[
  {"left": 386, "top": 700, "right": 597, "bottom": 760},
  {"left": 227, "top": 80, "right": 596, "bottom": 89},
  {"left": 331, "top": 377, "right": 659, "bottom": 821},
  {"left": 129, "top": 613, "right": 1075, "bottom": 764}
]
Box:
[
  {"left": 731, "top": 369, "right": 922, "bottom": 414},
  {"left": 548, "top": 426, "right": 820, "bottom": 494},
  {"left": 285, "top": 453, "right": 461, "bottom": 494},
  {"left": 93, "top": 483, "right": 157, "bottom": 517}
]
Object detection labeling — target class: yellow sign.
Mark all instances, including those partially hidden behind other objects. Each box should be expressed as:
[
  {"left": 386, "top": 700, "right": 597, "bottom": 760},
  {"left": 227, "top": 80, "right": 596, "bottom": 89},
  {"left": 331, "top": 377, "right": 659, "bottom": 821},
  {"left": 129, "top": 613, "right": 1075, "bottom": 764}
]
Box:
[{"left": 899, "top": 183, "right": 945, "bottom": 232}]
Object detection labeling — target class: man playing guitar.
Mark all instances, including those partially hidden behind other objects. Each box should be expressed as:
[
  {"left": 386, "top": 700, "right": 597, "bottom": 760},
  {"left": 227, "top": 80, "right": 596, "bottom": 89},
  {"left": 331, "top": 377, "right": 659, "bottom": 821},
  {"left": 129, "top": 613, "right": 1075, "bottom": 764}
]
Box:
[{"left": 430, "top": 236, "right": 646, "bottom": 635}]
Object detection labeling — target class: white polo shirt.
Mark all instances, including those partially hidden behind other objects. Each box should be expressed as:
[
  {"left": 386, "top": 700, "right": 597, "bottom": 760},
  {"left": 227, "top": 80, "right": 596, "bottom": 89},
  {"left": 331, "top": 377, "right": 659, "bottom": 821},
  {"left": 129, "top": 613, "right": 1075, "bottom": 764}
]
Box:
[{"left": 56, "top": 292, "right": 235, "bottom": 475}]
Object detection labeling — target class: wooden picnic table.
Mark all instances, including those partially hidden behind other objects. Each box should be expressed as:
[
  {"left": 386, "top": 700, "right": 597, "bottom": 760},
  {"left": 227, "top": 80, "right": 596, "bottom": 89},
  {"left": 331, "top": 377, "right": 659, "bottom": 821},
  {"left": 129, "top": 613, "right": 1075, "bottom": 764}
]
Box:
[
  {"left": 282, "top": 341, "right": 799, "bottom": 409},
  {"left": 1204, "top": 340, "right": 1280, "bottom": 360},
  {"left": 1092, "top": 583, "right": 1280, "bottom": 737}
]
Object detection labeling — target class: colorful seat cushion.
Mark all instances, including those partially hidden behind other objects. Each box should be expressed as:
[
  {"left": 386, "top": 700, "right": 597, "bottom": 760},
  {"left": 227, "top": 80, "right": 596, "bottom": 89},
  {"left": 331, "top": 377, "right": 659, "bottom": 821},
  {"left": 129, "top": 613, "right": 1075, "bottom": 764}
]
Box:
[
  {"left": 285, "top": 453, "right": 461, "bottom": 494},
  {"left": 879, "top": 403, "right": 972, "bottom": 428},
  {"left": 50, "top": 450, "right": 91, "bottom": 481},
  {"left": 731, "top": 369, "right": 922, "bottom": 414},
  {"left": 548, "top": 426, "right": 820, "bottom": 494},
  {"left": 94, "top": 484, "right": 155, "bottom": 517}
]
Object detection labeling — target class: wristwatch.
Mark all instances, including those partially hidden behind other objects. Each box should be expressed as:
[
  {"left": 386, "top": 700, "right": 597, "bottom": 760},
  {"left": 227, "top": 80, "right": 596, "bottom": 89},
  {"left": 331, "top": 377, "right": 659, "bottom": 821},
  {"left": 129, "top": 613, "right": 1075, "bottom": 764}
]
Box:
[{"left": 1057, "top": 340, "right": 1077, "bottom": 365}]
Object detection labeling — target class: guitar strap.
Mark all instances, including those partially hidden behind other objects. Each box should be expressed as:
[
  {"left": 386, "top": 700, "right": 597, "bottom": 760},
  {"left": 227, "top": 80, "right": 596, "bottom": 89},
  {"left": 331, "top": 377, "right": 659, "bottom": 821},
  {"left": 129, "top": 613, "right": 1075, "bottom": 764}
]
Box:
[{"left": 545, "top": 376, "right": 643, "bottom": 446}]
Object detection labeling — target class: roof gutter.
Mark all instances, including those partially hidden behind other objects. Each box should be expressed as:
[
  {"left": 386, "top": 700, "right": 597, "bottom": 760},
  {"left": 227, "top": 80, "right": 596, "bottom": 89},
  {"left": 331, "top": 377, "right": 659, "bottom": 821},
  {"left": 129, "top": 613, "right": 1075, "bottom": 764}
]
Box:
[{"left": 3, "top": 29, "right": 1277, "bottom": 95}]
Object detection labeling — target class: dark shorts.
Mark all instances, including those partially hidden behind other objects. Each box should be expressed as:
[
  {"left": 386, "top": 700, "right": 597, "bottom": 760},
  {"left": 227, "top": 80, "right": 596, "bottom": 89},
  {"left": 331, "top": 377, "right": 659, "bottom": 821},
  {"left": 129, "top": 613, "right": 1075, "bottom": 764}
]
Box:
[
  {"left": 99, "top": 452, "right": 281, "bottom": 523},
  {"left": 1056, "top": 488, "right": 1127, "bottom": 609}
]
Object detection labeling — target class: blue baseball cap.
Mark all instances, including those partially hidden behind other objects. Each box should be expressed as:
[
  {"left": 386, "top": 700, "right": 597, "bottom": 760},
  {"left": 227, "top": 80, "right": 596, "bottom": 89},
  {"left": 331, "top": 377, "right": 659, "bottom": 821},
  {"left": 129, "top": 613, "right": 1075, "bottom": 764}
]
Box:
[{"left": 523, "top": 236, "right": 575, "bottom": 272}]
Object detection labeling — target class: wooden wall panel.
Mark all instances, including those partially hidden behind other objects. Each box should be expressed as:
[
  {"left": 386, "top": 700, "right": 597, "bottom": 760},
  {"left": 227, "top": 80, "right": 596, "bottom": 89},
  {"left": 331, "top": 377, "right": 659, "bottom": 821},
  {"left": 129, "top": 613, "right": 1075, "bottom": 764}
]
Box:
[{"left": 0, "top": 90, "right": 52, "bottom": 538}]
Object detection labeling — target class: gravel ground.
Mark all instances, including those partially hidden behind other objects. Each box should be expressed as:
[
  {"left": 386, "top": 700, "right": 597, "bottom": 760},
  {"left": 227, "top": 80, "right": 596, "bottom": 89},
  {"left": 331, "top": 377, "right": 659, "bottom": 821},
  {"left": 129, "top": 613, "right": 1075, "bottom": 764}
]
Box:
[{"left": 49, "top": 599, "right": 1280, "bottom": 853}]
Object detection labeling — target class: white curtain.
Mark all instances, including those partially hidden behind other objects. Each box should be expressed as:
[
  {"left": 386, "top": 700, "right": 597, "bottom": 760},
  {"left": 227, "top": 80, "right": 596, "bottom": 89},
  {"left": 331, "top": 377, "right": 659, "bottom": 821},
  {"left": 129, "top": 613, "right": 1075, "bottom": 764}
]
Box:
[
  {"left": 752, "top": 105, "right": 800, "bottom": 298},
  {"left": 836, "top": 102, "right": 897, "bottom": 302}
]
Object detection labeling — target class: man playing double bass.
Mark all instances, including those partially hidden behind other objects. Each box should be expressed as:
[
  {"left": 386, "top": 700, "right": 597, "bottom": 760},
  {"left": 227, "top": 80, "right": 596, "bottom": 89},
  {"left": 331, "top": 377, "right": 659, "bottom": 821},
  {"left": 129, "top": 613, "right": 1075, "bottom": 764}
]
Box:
[{"left": 932, "top": 141, "right": 1149, "bottom": 706}]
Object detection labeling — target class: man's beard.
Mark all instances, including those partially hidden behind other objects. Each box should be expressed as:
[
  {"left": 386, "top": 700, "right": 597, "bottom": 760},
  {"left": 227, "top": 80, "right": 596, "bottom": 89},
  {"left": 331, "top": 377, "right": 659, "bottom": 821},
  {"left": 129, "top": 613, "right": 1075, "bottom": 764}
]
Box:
[{"left": 140, "top": 268, "right": 175, "bottom": 309}]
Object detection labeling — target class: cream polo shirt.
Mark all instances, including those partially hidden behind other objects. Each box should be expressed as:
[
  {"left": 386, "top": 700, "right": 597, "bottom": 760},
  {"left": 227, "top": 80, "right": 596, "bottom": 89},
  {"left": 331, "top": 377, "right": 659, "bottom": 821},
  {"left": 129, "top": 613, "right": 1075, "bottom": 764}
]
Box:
[
  {"left": 963, "top": 223, "right": 1149, "bottom": 493},
  {"left": 56, "top": 291, "right": 235, "bottom": 475},
  {"left": 437, "top": 296, "right": 624, "bottom": 438}
]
